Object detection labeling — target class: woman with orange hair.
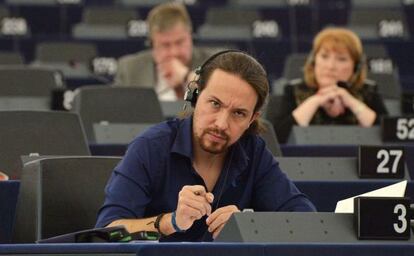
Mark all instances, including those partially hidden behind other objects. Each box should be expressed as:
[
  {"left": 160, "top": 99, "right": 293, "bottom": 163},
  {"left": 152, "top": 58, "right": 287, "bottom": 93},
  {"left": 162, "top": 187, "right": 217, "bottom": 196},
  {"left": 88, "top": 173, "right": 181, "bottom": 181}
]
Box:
[{"left": 272, "top": 27, "right": 387, "bottom": 143}]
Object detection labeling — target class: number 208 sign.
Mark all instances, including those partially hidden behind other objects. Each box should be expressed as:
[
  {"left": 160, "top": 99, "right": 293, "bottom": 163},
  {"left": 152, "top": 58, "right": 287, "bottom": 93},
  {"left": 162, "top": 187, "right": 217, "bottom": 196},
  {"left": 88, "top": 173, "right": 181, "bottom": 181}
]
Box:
[{"left": 355, "top": 197, "right": 411, "bottom": 240}]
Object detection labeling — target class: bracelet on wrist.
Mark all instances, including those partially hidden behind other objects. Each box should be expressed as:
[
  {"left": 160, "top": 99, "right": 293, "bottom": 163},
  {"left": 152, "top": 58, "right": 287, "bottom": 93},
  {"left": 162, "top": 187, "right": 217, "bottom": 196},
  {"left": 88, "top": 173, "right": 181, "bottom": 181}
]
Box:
[
  {"left": 154, "top": 213, "right": 167, "bottom": 236},
  {"left": 171, "top": 211, "right": 186, "bottom": 233}
]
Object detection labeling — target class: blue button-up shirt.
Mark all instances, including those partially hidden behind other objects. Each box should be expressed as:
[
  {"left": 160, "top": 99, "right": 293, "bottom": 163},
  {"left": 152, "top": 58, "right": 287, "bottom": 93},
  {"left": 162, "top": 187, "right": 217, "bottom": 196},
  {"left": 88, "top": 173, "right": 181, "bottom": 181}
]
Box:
[{"left": 96, "top": 117, "right": 315, "bottom": 241}]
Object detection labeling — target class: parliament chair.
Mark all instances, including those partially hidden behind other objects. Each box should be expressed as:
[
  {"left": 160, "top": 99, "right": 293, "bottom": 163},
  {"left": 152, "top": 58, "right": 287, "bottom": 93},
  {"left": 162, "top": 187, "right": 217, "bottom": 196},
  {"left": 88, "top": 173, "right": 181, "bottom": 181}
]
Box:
[
  {"left": 364, "top": 43, "right": 389, "bottom": 58},
  {"left": 31, "top": 41, "right": 97, "bottom": 79},
  {"left": 118, "top": 0, "right": 167, "bottom": 8},
  {"left": 364, "top": 71, "right": 402, "bottom": 116},
  {"left": 281, "top": 53, "right": 307, "bottom": 81},
  {"left": 366, "top": 71, "right": 402, "bottom": 116},
  {"left": 72, "top": 6, "right": 139, "bottom": 39},
  {"left": 71, "top": 86, "right": 164, "bottom": 143},
  {"left": 260, "top": 119, "right": 282, "bottom": 156},
  {"left": 160, "top": 100, "right": 187, "bottom": 119},
  {"left": 228, "top": 0, "right": 287, "bottom": 8},
  {"left": 271, "top": 53, "right": 307, "bottom": 95},
  {"left": 12, "top": 156, "right": 121, "bottom": 243},
  {"left": 197, "top": 7, "right": 261, "bottom": 40},
  {"left": 5, "top": 0, "right": 61, "bottom": 6},
  {"left": 351, "top": 0, "right": 402, "bottom": 9},
  {"left": 0, "top": 66, "right": 64, "bottom": 110},
  {"left": 367, "top": 71, "right": 402, "bottom": 100},
  {"left": 348, "top": 9, "right": 410, "bottom": 40},
  {"left": 0, "top": 110, "right": 90, "bottom": 179},
  {"left": 0, "top": 5, "right": 9, "bottom": 18},
  {"left": 364, "top": 43, "right": 395, "bottom": 75},
  {"left": 0, "top": 51, "right": 24, "bottom": 65},
  {"left": 263, "top": 95, "right": 286, "bottom": 143}
]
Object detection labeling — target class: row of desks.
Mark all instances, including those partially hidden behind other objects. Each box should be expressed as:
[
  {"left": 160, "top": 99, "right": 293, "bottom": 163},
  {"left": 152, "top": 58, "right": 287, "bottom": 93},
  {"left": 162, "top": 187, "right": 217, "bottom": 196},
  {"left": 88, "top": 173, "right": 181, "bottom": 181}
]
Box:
[
  {"left": 2, "top": 178, "right": 414, "bottom": 243},
  {"left": 1, "top": 144, "right": 413, "bottom": 246}
]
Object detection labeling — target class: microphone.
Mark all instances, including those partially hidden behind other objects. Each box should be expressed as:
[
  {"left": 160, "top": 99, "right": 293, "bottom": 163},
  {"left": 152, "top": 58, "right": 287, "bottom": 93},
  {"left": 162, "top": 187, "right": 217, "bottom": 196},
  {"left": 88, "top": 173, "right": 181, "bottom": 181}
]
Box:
[{"left": 337, "top": 81, "right": 351, "bottom": 90}]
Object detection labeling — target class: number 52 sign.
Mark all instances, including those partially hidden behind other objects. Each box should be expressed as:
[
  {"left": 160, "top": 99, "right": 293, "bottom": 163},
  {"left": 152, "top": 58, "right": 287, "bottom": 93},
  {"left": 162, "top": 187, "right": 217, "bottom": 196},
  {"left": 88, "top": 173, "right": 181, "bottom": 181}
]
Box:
[{"left": 382, "top": 116, "right": 414, "bottom": 142}]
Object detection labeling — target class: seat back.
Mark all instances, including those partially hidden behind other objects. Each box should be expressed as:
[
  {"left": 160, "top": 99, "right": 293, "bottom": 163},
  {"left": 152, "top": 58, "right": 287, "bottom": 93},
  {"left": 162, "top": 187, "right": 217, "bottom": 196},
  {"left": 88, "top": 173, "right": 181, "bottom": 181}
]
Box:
[
  {"left": 35, "top": 42, "right": 97, "bottom": 63},
  {"left": 0, "top": 111, "right": 90, "bottom": 179},
  {"left": 197, "top": 7, "right": 262, "bottom": 40},
  {"left": 348, "top": 9, "right": 409, "bottom": 39},
  {"left": 12, "top": 156, "right": 121, "bottom": 243},
  {"left": 204, "top": 7, "right": 261, "bottom": 26},
  {"left": 351, "top": 0, "right": 402, "bottom": 9},
  {"left": 83, "top": 7, "right": 138, "bottom": 25},
  {"left": 0, "top": 51, "right": 24, "bottom": 65},
  {"left": 0, "top": 66, "right": 64, "bottom": 97},
  {"left": 364, "top": 43, "right": 394, "bottom": 75},
  {"left": 367, "top": 72, "right": 401, "bottom": 99},
  {"left": 282, "top": 53, "right": 307, "bottom": 80},
  {"left": 260, "top": 119, "right": 282, "bottom": 156},
  {"left": 72, "top": 86, "right": 163, "bottom": 143}
]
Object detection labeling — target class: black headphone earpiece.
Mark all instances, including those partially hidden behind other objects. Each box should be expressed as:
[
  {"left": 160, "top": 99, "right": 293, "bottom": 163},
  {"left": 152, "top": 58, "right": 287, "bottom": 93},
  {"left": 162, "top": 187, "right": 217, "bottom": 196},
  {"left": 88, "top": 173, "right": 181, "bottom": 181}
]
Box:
[
  {"left": 183, "top": 81, "right": 199, "bottom": 107},
  {"left": 353, "top": 53, "right": 366, "bottom": 74},
  {"left": 184, "top": 49, "right": 244, "bottom": 107},
  {"left": 183, "top": 66, "right": 202, "bottom": 107}
]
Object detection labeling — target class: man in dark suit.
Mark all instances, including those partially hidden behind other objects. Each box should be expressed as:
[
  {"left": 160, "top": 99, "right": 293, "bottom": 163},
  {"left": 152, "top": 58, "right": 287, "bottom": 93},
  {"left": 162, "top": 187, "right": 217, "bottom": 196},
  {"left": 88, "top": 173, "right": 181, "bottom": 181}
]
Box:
[{"left": 114, "top": 2, "right": 217, "bottom": 101}]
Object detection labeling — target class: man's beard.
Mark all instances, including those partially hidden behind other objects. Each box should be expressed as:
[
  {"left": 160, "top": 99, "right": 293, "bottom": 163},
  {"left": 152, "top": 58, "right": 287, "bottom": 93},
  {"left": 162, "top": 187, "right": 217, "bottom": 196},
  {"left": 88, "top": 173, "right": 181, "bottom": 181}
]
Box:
[{"left": 197, "top": 127, "right": 229, "bottom": 154}]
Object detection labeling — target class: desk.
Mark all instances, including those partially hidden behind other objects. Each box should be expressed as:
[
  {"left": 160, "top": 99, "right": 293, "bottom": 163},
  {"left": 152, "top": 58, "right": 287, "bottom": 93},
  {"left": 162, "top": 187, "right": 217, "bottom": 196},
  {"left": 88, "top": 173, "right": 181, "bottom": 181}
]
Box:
[
  {"left": 2, "top": 180, "right": 413, "bottom": 243},
  {"left": 0, "top": 242, "right": 414, "bottom": 255},
  {"left": 0, "top": 181, "right": 19, "bottom": 243},
  {"left": 281, "top": 145, "right": 414, "bottom": 178}
]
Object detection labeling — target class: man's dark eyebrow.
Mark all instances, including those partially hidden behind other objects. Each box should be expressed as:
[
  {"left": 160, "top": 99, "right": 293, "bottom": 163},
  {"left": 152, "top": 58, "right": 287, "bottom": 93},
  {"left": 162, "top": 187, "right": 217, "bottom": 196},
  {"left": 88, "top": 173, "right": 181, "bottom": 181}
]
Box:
[
  {"left": 209, "top": 96, "right": 224, "bottom": 106},
  {"left": 209, "top": 95, "right": 250, "bottom": 114}
]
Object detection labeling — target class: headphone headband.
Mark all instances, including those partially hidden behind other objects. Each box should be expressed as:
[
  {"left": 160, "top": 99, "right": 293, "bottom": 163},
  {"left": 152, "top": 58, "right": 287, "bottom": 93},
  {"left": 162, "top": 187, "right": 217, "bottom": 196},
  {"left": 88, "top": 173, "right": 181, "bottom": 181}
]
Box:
[{"left": 184, "top": 49, "right": 245, "bottom": 107}]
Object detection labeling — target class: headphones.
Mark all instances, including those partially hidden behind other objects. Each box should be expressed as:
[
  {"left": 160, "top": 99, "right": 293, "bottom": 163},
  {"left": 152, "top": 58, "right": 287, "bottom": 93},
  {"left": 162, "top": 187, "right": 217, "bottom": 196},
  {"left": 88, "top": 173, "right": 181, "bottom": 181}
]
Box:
[{"left": 184, "top": 49, "right": 245, "bottom": 107}]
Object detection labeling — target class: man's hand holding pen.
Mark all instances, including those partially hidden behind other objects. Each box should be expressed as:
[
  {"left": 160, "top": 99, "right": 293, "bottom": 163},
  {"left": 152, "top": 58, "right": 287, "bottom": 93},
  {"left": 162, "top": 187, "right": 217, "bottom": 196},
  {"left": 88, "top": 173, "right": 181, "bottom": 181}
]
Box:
[{"left": 175, "top": 185, "right": 239, "bottom": 238}]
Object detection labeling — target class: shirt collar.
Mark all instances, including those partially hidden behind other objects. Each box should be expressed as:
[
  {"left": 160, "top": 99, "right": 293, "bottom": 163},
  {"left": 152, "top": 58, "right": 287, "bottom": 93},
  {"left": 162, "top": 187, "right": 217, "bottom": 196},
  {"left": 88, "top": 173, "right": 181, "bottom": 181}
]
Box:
[
  {"left": 171, "top": 116, "right": 193, "bottom": 159},
  {"left": 171, "top": 116, "right": 249, "bottom": 172}
]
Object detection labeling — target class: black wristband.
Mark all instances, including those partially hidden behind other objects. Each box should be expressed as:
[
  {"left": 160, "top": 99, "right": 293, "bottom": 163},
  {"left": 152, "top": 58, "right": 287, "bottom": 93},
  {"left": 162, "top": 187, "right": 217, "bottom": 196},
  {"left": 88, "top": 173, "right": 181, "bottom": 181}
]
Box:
[{"left": 154, "top": 213, "right": 167, "bottom": 237}]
